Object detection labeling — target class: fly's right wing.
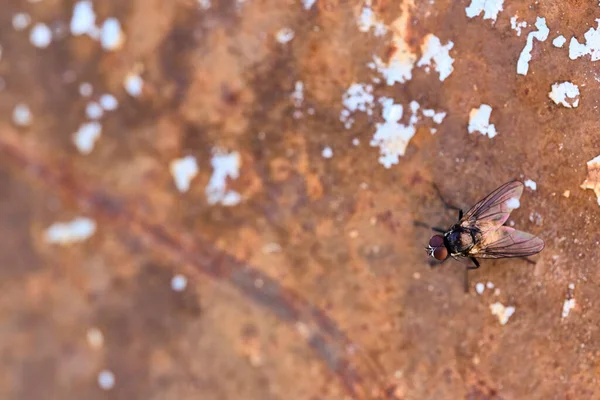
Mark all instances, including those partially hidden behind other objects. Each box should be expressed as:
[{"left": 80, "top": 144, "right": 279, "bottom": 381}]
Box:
[
  {"left": 471, "top": 226, "right": 545, "bottom": 259},
  {"left": 459, "top": 181, "right": 524, "bottom": 234}
]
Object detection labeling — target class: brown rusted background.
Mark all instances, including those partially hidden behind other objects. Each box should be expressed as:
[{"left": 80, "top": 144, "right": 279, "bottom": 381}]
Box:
[{"left": 1, "top": 1, "right": 600, "bottom": 399}]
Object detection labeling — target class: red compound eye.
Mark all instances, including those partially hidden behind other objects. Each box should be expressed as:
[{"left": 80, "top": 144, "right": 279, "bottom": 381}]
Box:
[
  {"left": 433, "top": 246, "right": 448, "bottom": 261},
  {"left": 429, "top": 235, "right": 444, "bottom": 248}
]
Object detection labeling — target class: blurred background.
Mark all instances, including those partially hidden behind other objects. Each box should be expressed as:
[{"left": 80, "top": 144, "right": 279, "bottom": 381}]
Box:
[{"left": 1, "top": 0, "right": 599, "bottom": 399}]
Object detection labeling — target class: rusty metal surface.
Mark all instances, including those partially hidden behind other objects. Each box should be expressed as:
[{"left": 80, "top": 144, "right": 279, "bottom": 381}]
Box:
[{"left": 1, "top": 1, "right": 599, "bottom": 399}]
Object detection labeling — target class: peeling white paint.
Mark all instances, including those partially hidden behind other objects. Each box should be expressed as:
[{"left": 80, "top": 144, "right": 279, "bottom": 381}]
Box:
[
  {"left": 86, "top": 327, "right": 104, "bottom": 349},
  {"left": 549, "top": 81, "right": 580, "bottom": 108},
  {"left": 70, "top": 1, "right": 98, "bottom": 37},
  {"left": 30, "top": 23, "right": 52, "bottom": 48},
  {"left": 490, "top": 302, "right": 515, "bottom": 325},
  {"left": 170, "top": 156, "right": 199, "bottom": 193},
  {"left": 171, "top": 274, "right": 188, "bottom": 291},
  {"left": 206, "top": 150, "right": 241, "bottom": 206},
  {"left": 562, "top": 298, "right": 575, "bottom": 319},
  {"left": 97, "top": 370, "right": 115, "bottom": 390},
  {"left": 99, "top": 94, "right": 119, "bottom": 111},
  {"left": 422, "top": 109, "right": 446, "bottom": 124},
  {"left": 198, "top": 0, "right": 211, "bottom": 10},
  {"left": 465, "top": 0, "right": 504, "bottom": 23},
  {"left": 303, "top": 0, "right": 316, "bottom": 10},
  {"left": 517, "top": 17, "right": 549, "bottom": 75},
  {"left": 100, "top": 18, "right": 125, "bottom": 51},
  {"left": 276, "top": 27, "right": 295, "bottom": 44},
  {"left": 12, "top": 103, "right": 32, "bottom": 127},
  {"left": 569, "top": 20, "right": 600, "bottom": 61},
  {"left": 357, "top": 3, "right": 387, "bottom": 36},
  {"left": 506, "top": 197, "right": 520, "bottom": 209},
  {"left": 417, "top": 34, "right": 454, "bottom": 81},
  {"left": 79, "top": 82, "right": 93, "bottom": 97},
  {"left": 73, "top": 121, "right": 102, "bottom": 154},
  {"left": 468, "top": 104, "right": 497, "bottom": 138},
  {"left": 124, "top": 73, "right": 143, "bottom": 97},
  {"left": 370, "top": 98, "right": 418, "bottom": 168},
  {"left": 524, "top": 179, "right": 537, "bottom": 190},
  {"left": 85, "top": 101, "right": 104, "bottom": 120},
  {"left": 45, "top": 217, "right": 97, "bottom": 244},
  {"left": 580, "top": 155, "right": 600, "bottom": 206},
  {"left": 12, "top": 13, "right": 31, "bottom": 31},
  {"left": 510, "top": 16, "right": 527, "bottom": 36},
  {"left": 322, "top": 146, "right": 333, "bottom": 159},
  {"left": 475, "top": 282, "right": 485, "bottom": 294},
  {"left": 552, "top": 35, "right": 566, "bottom": 48},
  {"left": 291, "top": 81, "right": 304, "bottom": 108},
  {"left": 340, "top": 83, "right": 374, "bottom": 129}
]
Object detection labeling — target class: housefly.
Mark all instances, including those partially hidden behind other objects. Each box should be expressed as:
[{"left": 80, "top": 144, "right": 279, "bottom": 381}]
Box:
[{"left": 425, "top": 180, "right": 545, "bottom": 291}]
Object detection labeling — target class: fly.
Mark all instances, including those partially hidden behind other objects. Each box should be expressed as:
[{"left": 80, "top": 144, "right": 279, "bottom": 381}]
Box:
[{"left": 424, "top": 180, "right": 545, "bottom": 292}]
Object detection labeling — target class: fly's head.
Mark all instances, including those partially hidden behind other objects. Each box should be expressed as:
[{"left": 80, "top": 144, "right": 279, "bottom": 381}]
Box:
[{"left": 427, "top": 234, "right": 449, "bottom": 261}]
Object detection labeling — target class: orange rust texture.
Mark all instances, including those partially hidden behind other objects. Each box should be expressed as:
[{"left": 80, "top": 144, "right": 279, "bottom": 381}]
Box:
[{"left": 1, "top": 1, "right": 600, "bottom": 400}]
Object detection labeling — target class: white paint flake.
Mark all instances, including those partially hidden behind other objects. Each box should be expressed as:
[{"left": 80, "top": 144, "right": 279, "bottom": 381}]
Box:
[
  {"left": 468, "top": 104, "right": 497, "bottom": 138},
  {"left": 291, "top": 81, "right": 304, "bottom": 112},
  {"left": 517, "top": 17, "right": 549, "bottom": 75},
  {"left": 553, "top": 35, "right": 566, "bottom": 48},
  {"left": 580, "top": 155, "right": 600, "bottom": 206},
  {"left": 417, "top": 34, "right": 454, "bottom": 81},
  {"left": 198, "top": 0, "right": 211, "bottom": 10},
  {"left": 506, "top": 197, "right": 520, "bottom": 209},
  {"left": 510, "top": 16, "right": 527, "bottom": 36},
  {"left": 73, "top": 121, "right": 102, "bottom": 154},
  {"left": 465, "top": 0, "right": 504, "bottom": 23},
  {"left": 170, "top": 156, "right": 199, "bottom": 193},
  {"left": 86, "top": 327, "right": 104, "bottom": 349},
  {"left": 569, "top": 20, "right": 600, "bottom": 61},
  {"left": 85, "top": 101, "right": 104, "bottom": 120},
  {"left": 561, "top": 284, "right": 576, "bottom": 319},
  {"left": 303, "top": 0, "right": 316, "bottom": 10},
  {"left": 475, "top": 282, "right": 485, "bottom": 294},
  {"left": 99, "top": 94, "right": 119, "bottom": 111},
  {"left": 340, "top": 83, "right": 375, "bottom": 129},
  {"left": 12, "top": 103, "right": 32, "bottom": 127},
  {"left": 100, "top": 18, "right": 125, "bottom": 51},
  {"left": 30, "top": 23, "right": 52, "bottom": 48},
  {"left": 45, "top": 217, "right": 97, "bottom": 244},
  {"left": 524, "top": 179, "right": 537, "bottom": 190},
  {"left": 357, "top": 3, "right": 387, "bottom": 37},
  {"left": 370, "top": 98, "right": 418, "bottom": 168},
  {"left": 12, "top": 13, "right": 31, "bottom": 31},
  {"left": 548, "top": 81, "right": 580, "bottom": 108},
  {"left": 124, "top": 73, "right": 143, "bottom": 97},
  {"left": 171, "top": 274, "right": 188, "bottom": 291},
  {"left": 490, "top": 302, "right": 515, "bottom": 325},
  {"left": 98, "top": 370, "right": 115, "bottom": 390},
  {"left": 486, "top": 281, "right": 495, "bottom": 289},
  {"left": 206, "top": 150, "right": 242, "bottom": 206},
  {"left": 276, "top": 27, "right": 295, "bottom": 44},
  {"left": 70, "top": 1, "right": 98, "bottom": 37},
  {"left": 422, "top": 109, "right": 447, "bottom": 124},
  {"left": 79, "top": 82, "right": 93, "bottom": 97}
]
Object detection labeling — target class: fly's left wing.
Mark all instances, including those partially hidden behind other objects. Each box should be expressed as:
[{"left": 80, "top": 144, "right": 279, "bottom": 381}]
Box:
[
  {"left": 459, "top": 181, "right": 524, "bottom": 234},
  {"left": 471, "top": 226, "right": 545, "bottom": 259}
]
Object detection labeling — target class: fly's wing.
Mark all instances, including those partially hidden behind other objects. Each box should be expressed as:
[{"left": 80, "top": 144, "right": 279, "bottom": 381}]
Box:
[
  {"left": 459, "top": 181, "right": 524, "bottom": 234},
  {"left": 471, "top": 226, "right": 545, "bottom": 259}
]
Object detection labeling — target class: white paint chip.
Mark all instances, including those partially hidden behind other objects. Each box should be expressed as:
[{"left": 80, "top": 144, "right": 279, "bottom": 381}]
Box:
[
  {"left": 303, "top": 0, "right": 316, "bottom": 10},
  {"left": 45, "top": 217, "right": 97, "bottom": 244},
  {"left": 12, "top": 13, "right": 31, "bottom": 31},
  {"left": 124, "top": 73, "right": 143, "bottom": 97},
  {"left": 100, "top": 18, "right": 125, "bottom": 51},
  {"left": 549, "top": 81, "right": 580, "bottom": 108},
  {"left": 370, "top": 98, "right": 419, "bottom": 168},
  {"left": 73, "top": 121, "right": 102, "bottom": 154},
  {"left": 569, "top": 20, "right": 600, "bottom": 61},
  {"left": 340, "top": 83, "right": 375, "bottom": 129},
  {"left": 486, "top": 281, "right": 495, "bottom": 289},
  {"left": 517, "top": 17, "right": 549, "bottom": 75},
  {"left": 85, "top": 101, "right": 104, "bottom": 120},
  {"left": 206, "top": 150, "right": 242, "bottom": 206},
  {"left": 12, "top": 103, "right": 32, "bottom": 127},
  {"left": 524, "top": 179, "right": 537, "bottom": 190},
  {"left": 169, "top": 156, "right": 199, "bottom": 193},
  {"left": 86, "top": 327, "right": 104, "bottom": 349},
  {"left": 30, "top": 23, "right": 53, "bottom": 48},
  {"left": 417, "top": 34, "right": 454, "bottom": 81},
  {"left": 70, "top": 1, "right": 97, "bottom": 36},
  {"left": 553, "top": 35, "right": 566, "bottom": 48},
  {"left": 322, "top": 146, "right": 333, "bottom": 158},
  {"left": 357, "top": 4, "right": 387, "bottom": 36},
  {"left": 506, "top": 197, "right": 520, "bottom": 209},
  {"left": 562, "top": 298, "right": 576, "bottom": 319},
  {"left": 99, "top": 94, "right": 119, "bottom": 111},
  {"left": 510, "top": 16, "right": 527, "bottom": 36},
  {"left": 490, "top": 302, "right": 515, "bottom": 325},
  {"left": 171, "top": 274, "right": 188, "bottom": 292},
  {"left": 465, "top": 0, "right": 504, "bottom": 23},
  {"left": 475, "top": 282, "right": 485, "bottom": 294},
  {"left": 198, "top": 0, "right": 211, "bottom": 10},
  {"left": 276, "top": 27, "right": 295, "bottom": 44},
  {"left": 79, "top": 82, "right": 93, "bottom": 97},
  {"left": 580, "top": 155, "right": 600, "bottom": 206},
  {"left": 468, "top": 104, "right": 497, "bottom": 138},
  {"left": 97, "top": 370, "right": 115, "bottom": 390}
]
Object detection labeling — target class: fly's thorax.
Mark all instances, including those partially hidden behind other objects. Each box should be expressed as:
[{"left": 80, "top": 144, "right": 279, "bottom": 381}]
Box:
[{"left": 444, "top": 227, "right": 475, "bottom": 254}]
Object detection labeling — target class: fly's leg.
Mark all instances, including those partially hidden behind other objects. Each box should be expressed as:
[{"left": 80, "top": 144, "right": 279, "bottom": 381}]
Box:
[
  {"left": 433, "top": 183, "right": 463, "bottom": 219},
  {"left": 464, "top": 257, "right": 481, "bottom": 293},
  {"left": 520, "top": 257, "right": 536, "bottom": 265}
]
